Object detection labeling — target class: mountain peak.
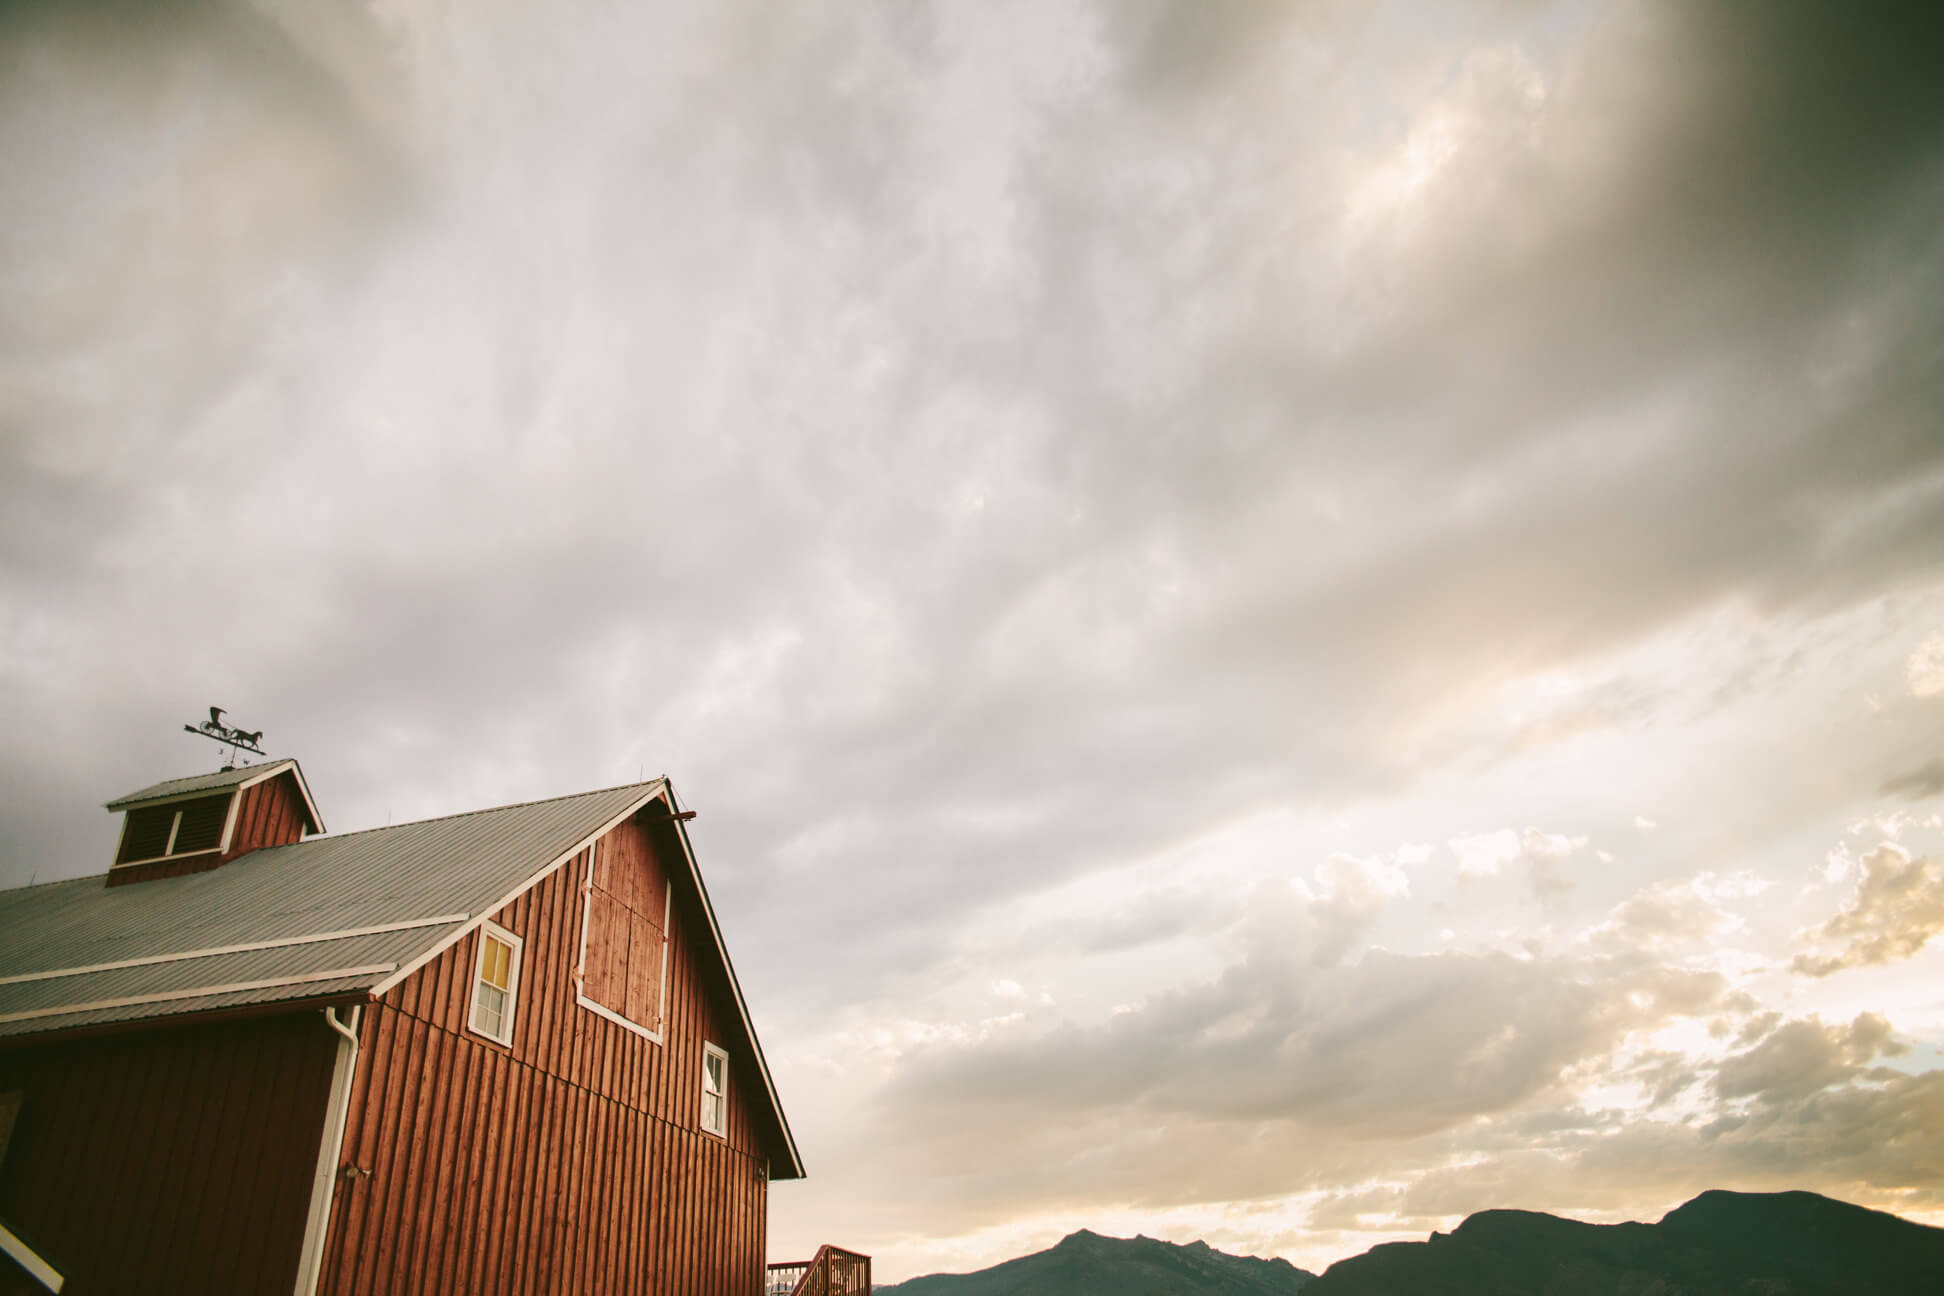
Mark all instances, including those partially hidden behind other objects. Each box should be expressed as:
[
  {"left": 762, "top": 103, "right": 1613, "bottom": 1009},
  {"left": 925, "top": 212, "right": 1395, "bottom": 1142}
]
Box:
[{"left": 882, "top": 1229, "right": 1314, "bottom": 1295}]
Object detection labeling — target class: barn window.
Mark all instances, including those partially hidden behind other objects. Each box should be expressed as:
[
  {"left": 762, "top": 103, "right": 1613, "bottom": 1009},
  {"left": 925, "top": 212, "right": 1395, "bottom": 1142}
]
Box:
[
  {"left": 701, "top": 1042, "right": 728, "bottom": 1137},
  {"left": 575, "top": 824, "right": 670, "bottom": 1040},
  {"left": 467, "top": 923, "right": 523, "bottom": 1046},
  {"left": 114, "top": 793, "right": 234, "bottom": 866}
]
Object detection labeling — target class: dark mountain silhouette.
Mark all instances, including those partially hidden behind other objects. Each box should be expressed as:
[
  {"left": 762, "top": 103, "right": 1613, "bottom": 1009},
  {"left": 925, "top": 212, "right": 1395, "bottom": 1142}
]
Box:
[
  {"left": 1304, "top": 1189, "right": 1944, "bottom": 1295},
  {"left": 872, "top": 1191, "right": 1944, "bottom": 1296},
  {"left": 875, "top": 1227, "right": 1315, "bottom": 1295}
]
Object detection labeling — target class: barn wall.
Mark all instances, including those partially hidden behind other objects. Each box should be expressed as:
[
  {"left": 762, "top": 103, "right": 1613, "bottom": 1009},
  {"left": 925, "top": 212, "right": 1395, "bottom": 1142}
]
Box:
[
  {"left": 318, "top": 814, "right": 771, "bottom": 1296},
  {"left": 224, "top": 770, "right": 314, "bottom": 860},
  {"left": 0, "top": 1013, "right": 339, "bottom": 1294}
]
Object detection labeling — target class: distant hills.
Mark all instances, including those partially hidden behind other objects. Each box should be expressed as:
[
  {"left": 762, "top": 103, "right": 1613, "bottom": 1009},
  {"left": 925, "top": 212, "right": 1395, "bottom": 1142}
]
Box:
[
  {"left": 875, "top": 1191, "right": 1944, "bottom": 1296},
  {"left": 1305, "top": 1190, "right": 1944, "bottom": 1295},
  {"left": 875, "top": 1227, "right": 1315, "bottom": 1295}
]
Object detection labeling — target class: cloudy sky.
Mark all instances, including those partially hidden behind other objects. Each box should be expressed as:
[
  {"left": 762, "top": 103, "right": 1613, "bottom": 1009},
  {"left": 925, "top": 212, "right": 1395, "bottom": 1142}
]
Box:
[{"left": 4, "top": 0, "right": 1943, "bottom": 1280}]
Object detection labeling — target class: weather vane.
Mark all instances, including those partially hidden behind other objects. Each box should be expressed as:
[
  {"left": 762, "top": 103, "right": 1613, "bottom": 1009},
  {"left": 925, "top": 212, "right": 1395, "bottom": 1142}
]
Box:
[{"left": 183, "top": 706, "right": 266, "bottom": 771}]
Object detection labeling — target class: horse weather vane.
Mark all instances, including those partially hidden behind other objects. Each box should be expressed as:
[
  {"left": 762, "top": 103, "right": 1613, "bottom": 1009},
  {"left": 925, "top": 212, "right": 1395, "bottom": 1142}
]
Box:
[{"left": 183, "top": 706, "right": 266, "bottom": 771}]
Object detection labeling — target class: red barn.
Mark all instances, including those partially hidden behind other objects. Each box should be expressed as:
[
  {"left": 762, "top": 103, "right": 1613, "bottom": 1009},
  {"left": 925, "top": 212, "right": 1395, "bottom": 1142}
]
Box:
[{"left": 0, "top": 760, "right": 864, "bottom": 1295}]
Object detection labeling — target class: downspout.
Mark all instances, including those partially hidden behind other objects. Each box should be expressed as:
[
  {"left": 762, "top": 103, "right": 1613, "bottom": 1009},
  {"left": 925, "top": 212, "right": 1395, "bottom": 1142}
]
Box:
[{"left": 293, "top": 1004, "right": 361, "bottom": 1296}]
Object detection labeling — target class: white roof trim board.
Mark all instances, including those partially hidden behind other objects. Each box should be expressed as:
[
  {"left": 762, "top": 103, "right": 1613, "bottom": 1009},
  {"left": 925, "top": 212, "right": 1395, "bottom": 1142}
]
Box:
[
  {"left": 0, "top": 913, "right": 469, "bottom": 987},
  {"left": 104, "top": 758, "right": 325, "bottom": 835},
  {"left": 666, "top": 808, "right": 805, "bottom": 1178},
  {"left": 0, "top": 1218, "right": 65, "bottom": 1292},
  {"left": 0, "top": 776, "right": 802, "bottom": 1178},
  {"left": 0, "top": 965, "right": 401, "bottom": 1025}
]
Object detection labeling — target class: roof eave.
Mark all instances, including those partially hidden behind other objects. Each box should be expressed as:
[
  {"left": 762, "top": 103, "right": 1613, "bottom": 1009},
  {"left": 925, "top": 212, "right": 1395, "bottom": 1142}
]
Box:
[{"left": 663, "top": 791, "right": 807, "bottom": 1180}]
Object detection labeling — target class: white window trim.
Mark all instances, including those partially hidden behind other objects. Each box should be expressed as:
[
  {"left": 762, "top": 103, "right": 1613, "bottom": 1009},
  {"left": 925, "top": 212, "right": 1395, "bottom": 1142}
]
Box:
[
  {"left": 465, "top": 921, "right": 523, "bottom": 1047},
  {"left": 701, "top": 1041, "right": 729, "bottom": 1138},
  {"left": 571, "top": 848, "right": 671, "bottom": 1045}
]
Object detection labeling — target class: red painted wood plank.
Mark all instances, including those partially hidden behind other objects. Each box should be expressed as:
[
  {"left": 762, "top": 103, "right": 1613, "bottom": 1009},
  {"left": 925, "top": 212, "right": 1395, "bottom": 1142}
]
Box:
[{"left": 359, "top": 1011, "right": 426, "bottom": 1296}]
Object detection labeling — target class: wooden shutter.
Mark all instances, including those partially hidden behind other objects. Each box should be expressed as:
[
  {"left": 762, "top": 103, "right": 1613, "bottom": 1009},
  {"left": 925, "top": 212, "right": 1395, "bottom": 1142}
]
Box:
[{"left": 581, "top": 822, "right": 669, "bottom": 1033}]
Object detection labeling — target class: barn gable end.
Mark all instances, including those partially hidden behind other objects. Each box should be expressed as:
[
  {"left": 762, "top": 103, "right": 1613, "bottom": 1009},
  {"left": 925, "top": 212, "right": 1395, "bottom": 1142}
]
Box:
[
  {"left": 1, "top": 771, "right": 811, "bottom": 1296},
  {"left": 318, "top": 809, "right": 774, "bottom": 1294}
]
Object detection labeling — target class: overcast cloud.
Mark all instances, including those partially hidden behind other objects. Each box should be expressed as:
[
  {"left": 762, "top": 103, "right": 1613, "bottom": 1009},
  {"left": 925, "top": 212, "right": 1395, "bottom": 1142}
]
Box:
[{"left": 4, "top": 0, "right": 1943, "bottom": 1279}]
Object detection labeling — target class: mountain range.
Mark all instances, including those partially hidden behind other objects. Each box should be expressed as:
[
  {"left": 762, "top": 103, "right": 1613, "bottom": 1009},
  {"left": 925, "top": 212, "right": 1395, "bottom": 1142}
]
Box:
[
  {"left": 875, "top": 1226, "right": 1315, "bottom": 1295},
  {"left": 874, "top": 1190, "right": 1944, "bottom": 1295}
]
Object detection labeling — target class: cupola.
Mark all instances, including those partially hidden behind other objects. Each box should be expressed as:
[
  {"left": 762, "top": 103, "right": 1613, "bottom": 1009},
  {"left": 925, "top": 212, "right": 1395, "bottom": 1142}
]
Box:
[{"left": 103, "top": 759, "right": 323, "bottom": 886}]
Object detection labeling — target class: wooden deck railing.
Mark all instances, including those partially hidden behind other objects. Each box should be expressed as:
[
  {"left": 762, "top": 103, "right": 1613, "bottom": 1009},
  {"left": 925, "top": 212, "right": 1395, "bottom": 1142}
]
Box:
[{"left": 766, "top": 1244, "right": 871, "bottom": 1296}]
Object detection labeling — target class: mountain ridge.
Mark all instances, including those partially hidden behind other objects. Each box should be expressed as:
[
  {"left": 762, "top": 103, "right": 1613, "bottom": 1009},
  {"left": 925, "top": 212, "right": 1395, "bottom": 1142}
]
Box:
[
  {"left": 1305, "top": 1188, "right": 1944, "bottom": 1294},
  {"left": 873, "top": 1190, "right": 1944, "bottom": 1296},
  {"left": 875, "top": 1225, "right": 1314, "bottom": 1295}
]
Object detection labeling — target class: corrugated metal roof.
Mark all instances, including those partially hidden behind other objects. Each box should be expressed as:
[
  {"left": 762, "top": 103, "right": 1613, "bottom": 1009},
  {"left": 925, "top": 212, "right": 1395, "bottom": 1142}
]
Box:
[
  {"left": 105, "top": 759, "right": 297, "bottom": 809},
  {"left": 0, "top": 781, "right": 662, "bottom": 1039}
]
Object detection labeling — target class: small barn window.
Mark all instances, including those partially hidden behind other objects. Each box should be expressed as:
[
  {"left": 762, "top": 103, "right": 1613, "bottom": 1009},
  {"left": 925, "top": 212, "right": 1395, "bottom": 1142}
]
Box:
[
  {"left": 467, "top": 923, "right": 523, "bottom": 1046},
  {"left": 701, "top": 1042, "right": 728, "bottom": 1137},
  {"left": 114, "top": 793, "right": 234, "bottom": 866}
]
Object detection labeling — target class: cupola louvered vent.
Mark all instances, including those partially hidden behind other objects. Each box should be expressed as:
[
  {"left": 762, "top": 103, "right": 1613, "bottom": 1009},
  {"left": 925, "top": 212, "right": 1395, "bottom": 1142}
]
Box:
[
  {"left": 117, "top": 806, "right": 177, "bottom": 863},
  {"left": 115, "top": 793, "right": 233, "bottom": 866},
  {"left": 104, "top": 760, "right": 323, "bottom": 885}
]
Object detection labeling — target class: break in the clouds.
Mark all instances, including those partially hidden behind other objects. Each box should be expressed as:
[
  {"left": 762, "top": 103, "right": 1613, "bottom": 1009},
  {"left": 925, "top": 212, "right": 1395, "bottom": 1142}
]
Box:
[{"left": 4, "top": 0, "right": 1944, "bottom": 1281}]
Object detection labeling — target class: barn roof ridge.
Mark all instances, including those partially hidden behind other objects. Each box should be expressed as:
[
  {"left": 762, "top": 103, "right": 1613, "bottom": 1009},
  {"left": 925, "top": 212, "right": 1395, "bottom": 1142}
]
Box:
[
  {"left": 299, "top": 776, "right": 666, "bottom": 844},
  {"left": 104, "top": 758, "right": 302, "bottom": 810}
]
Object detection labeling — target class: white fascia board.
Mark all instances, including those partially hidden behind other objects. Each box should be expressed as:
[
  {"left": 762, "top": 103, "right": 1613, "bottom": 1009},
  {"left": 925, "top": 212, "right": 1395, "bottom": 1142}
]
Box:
[
  {"left": 0, "top": 965, "right": 395, "bottom": 1025},
  {"left": 105, "top": 760, "right": 295, "bottom": 813},
  {"left": 0, "top": 1219, "right": 64, "bottom": 1292},
  {"left": 664, "top": 791, "right": 805, "bottom": 1179},
  {"left": 0, "top": 913, "right": 468, "bottom": 986}
]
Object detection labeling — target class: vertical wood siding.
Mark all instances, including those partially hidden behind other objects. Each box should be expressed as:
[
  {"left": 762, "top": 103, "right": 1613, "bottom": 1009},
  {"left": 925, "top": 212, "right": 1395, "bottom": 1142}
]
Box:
[
  {"left": 319, "top": 815, "right": 771, "bottom": 1296},
  {"left": 225, "top": 771, "right": 314, "bottom": 860},
  {"left": 0, "top": 1013, "right": 339, "bottom": 1294}
]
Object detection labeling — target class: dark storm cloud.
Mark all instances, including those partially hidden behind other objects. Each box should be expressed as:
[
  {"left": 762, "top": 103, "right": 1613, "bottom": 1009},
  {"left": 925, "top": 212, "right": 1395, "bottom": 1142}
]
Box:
[
  {"left": 708, "top": 0, "right": 1944, "bottom": 1006},
  {"left": 860, "top": 1000, "right": 1940, "bottom": 1235},
  {"left": 1384, "top": 1051, "right": 1944, "bottom": 1222},
  {"left": 877, "top": 893, "right": 1733, "bottom": 1208},
  {"left": 1568, "top": 1018, "right": 1944, "bottom": 1212},
  {"left": 5, "top": 0, "right": 1942, "bottom": 931}
]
